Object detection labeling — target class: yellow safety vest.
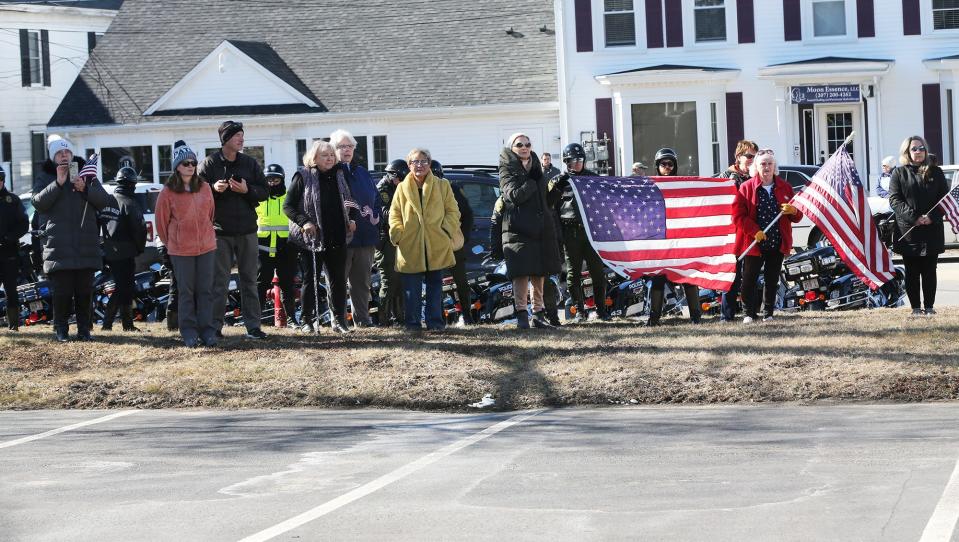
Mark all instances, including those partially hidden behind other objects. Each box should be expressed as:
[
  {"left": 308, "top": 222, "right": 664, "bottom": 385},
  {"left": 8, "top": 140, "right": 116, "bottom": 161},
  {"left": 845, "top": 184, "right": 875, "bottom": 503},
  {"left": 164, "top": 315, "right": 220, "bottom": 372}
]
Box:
[{"left": 256, "top": 194, "right": 289, "bottom": 257}]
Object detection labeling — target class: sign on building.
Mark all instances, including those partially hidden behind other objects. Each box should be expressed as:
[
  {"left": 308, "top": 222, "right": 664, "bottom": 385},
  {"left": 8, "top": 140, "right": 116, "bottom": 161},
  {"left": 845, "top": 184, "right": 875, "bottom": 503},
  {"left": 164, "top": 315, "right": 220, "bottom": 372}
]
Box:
[{"left": 790, "top": 85, "right": 861, "bottom": 104}]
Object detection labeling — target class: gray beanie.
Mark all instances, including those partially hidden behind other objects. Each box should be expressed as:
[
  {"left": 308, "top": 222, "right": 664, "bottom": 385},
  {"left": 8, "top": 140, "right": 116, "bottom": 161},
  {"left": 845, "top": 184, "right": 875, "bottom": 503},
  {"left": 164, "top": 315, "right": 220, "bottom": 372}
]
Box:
[{"left": 171, "top": 140, "right": 197, "bottom": 170}]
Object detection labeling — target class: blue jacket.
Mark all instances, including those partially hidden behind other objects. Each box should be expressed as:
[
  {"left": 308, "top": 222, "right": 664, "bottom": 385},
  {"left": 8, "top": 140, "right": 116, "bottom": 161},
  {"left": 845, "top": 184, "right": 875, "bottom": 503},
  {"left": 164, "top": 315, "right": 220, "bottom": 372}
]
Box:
[{"left": 346, "top": 163, "right": 381, "bottom": 248}]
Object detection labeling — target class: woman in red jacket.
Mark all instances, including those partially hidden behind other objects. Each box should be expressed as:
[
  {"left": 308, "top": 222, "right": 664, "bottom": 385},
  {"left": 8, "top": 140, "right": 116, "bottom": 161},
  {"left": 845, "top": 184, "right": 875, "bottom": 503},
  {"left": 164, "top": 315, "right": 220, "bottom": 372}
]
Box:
[
  {"left": 155, "top": 140, "right": 218, "bottom": 347},
  {"left": 733, "top": 149, "right": 802, "bottom": 323}
]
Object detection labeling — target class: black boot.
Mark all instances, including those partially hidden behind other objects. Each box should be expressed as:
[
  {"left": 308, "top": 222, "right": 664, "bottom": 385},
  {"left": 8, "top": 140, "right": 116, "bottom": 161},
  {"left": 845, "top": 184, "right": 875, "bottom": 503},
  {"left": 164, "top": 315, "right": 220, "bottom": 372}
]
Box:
[
  {"left": 75, "top": 292, "right": 94, "bottom": 341},
  {"left": 166, "top": 309, "right": 178, "bottom": 331},
  {"left": 120, "top": 305, "right": 140, "bottom": 332},
  {"left": 378, "top": 296, "right": 393, "bottom": 327},
  {"left": 6, "top": 306, "right": 19, "bottom": 331},
  {"left": 52, "top": 294, "right": 73, "bottom": 342},
  {"left": 646, "top": 285, "right": 664, "bottom": 327},
  {"left": 531, "top": 310, "right": 552, "bottom": 329},
  {"left": 515, "top": 308, "right": 530, "bottom": 329},
  {"left": 545, "top": 308, "right": 562, "bottom": 327},
  {"left": 101, "top": 295, "right": 119, "bottom": 331}
]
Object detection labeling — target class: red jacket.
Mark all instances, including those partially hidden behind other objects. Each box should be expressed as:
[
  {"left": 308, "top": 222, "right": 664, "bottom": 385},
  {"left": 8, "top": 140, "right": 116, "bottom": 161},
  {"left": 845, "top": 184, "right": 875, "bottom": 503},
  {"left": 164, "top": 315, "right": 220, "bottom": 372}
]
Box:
[
  {"left": 155, "top": 182, "right": 217, "bottom": 257},
  {"left": 733, "top": 175, "right": 803, "bottom": 258}
]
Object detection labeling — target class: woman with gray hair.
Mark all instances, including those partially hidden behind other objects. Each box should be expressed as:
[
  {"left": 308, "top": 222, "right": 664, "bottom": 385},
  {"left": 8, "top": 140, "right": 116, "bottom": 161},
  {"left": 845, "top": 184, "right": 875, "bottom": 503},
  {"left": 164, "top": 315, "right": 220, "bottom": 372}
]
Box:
[
  {"left": 284, "top": 140, "right": 358, "bottom": 334},
  {"left": 733, "top": 149, "right": 802, "bottom": 323},
  {"left": 888, "top": 135, "right": 949, "bottom": 316}
]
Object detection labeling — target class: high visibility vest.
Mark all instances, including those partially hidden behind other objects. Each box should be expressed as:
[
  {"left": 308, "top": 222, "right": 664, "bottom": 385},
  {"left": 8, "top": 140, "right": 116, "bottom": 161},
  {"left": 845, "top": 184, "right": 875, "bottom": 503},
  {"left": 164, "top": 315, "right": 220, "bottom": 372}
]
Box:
[{"left": 256, "top": 194, "right": 289, "bottom": 257}]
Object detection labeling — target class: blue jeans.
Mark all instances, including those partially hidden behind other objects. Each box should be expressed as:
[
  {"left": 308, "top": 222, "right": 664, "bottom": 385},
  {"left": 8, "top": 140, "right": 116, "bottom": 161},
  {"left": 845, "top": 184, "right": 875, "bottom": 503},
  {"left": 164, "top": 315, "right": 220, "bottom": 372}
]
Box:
[{"left": 401, "top": 270, "right": 444, "bottom": 330}]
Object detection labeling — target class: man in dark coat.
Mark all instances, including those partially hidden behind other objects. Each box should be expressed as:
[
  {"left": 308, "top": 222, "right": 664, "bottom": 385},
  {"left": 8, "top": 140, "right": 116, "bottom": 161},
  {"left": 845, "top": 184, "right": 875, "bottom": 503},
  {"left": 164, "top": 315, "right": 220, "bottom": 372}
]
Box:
[
  {"left": 198, "top": 120, "right": 269, "bottom": 339},
  {"left": 0, "top": 165, "right": 29, "bottom": 330},
  {"left": 100, "top": 167, "right": 147, "bottom": 331},
  {"left": 374, "top": 159, "right": 407, "bottom": 326}
]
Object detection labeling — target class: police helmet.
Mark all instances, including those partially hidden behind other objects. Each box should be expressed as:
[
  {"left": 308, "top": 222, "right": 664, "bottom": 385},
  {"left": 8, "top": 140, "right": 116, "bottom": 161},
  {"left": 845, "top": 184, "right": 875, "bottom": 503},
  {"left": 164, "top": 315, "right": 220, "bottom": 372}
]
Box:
[
  {"left": 115, "top": 166, "right": 139, "bottom": 186},
  {"left": 654, "top": 148, "right": 678, "bottom": 166},
  {"left": 264, "top": 163, "right": 285, "bottom": 180},
  {"left": 430, "top": 160, "right": 444, "bottom": 179},
  {"left": 385, "top": 159, "right": 410, "bottom": 180},
  {"left": 562, "top": 143, "right": 587, "bottom": 163}
]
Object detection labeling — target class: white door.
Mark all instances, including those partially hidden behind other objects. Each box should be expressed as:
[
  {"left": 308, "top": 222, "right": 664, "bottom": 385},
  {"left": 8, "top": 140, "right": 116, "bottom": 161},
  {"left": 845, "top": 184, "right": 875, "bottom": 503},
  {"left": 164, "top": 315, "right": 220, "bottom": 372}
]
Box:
[{"left": 816, "top": 105, "right": 863, "bottom": 174}]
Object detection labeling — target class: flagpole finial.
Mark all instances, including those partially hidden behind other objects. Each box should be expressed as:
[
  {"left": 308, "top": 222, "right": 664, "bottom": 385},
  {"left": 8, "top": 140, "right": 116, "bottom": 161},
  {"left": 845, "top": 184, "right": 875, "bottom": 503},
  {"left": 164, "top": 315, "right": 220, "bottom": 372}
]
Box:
[{"left": 840, "top": 131, "right": 856, "bottom": 150}]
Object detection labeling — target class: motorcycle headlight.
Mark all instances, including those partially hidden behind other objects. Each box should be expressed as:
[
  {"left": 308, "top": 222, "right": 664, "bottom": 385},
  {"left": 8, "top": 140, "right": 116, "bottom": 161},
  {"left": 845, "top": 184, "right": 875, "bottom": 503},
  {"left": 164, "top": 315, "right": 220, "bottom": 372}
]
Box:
[
  {"left": 820, "top": 255, "right": 837, "bottom": 266},
  {"left": 799, "top": 263, "right": 814, "bottom": 273}
]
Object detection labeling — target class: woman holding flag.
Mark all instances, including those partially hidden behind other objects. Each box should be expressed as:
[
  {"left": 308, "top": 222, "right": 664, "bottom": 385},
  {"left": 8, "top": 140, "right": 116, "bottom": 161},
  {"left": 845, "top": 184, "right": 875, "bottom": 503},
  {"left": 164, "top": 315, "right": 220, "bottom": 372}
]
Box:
[
  {"left": 733, "top": 149, "right": 802, "bottom": 323},
  {"left": 888, "top": 135, "right": 949, "bottom": 316}
]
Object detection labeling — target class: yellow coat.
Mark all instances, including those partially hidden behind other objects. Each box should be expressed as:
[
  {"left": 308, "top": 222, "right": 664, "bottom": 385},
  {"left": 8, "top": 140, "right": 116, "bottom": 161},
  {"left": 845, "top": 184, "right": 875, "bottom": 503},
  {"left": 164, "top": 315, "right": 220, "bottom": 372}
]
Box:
[{"left": 389, "top": 172, "right": 463, "bottom": 273}]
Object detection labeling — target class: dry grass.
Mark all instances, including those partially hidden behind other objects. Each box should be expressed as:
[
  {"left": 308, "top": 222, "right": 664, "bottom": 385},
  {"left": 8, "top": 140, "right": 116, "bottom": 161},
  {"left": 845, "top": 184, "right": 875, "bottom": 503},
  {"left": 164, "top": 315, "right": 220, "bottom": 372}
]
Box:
[{"left": 2, "top": 307, "right": 958, "bottom": 410}]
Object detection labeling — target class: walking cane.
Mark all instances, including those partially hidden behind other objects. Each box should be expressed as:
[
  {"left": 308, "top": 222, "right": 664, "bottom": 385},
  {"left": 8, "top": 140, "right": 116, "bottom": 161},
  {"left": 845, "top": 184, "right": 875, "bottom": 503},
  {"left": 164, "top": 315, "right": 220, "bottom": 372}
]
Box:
[{"left": 310, "top": 245, "right": 320, "bottom": 336}]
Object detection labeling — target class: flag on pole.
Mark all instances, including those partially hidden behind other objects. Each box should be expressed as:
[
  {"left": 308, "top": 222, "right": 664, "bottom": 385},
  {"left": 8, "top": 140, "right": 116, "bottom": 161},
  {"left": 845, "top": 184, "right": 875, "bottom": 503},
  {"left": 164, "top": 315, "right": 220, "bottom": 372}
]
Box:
[
  {"left": 78, "top": 153, "right": 99, "bottom": 178},
  {"left": 790, "top": 147, "right": 895, "bottom": 290},
  {"left": 569, "top": 175, "right": 738, "bottom": 291},
  {"left": 940, "top": 184, "right": 959, "bottom": 235}
]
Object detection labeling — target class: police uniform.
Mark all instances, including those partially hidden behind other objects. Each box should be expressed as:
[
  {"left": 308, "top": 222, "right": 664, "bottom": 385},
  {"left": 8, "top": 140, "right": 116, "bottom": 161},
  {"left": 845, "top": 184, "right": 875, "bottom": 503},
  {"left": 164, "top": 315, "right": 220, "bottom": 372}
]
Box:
[
  {"left": 374, "top": 177, "right": 403, "bottom": 325},
  {"left": 256, "top": 189, "right": 297, "bottom": 325},
  {"left": 0, "top": 186, "right": 28, "bottom": 330}
]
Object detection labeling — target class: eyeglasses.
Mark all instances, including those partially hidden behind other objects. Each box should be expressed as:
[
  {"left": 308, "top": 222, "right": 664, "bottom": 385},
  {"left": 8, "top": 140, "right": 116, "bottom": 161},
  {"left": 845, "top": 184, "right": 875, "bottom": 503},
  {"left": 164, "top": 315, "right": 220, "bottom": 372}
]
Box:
[
  {"left": 410, "top": 159, "right": 430, "bottom": 166},
  {"left": 179, "top": 161, "right": 197, "bottom": 167},
  {"left": 910, "top": 145, "right": 927, "bottom": 152},
  {"left": 568, "top": 157, "right": 585, "bottom": 163},
  {"left": 742, "top": 153, "right": 756, "bottom": 159},
  {"left": 512, "top": 142, "right": 532, "bottom": 148},
  {"left": 336, "top": 144, "right": 356, "bottom": 150}
]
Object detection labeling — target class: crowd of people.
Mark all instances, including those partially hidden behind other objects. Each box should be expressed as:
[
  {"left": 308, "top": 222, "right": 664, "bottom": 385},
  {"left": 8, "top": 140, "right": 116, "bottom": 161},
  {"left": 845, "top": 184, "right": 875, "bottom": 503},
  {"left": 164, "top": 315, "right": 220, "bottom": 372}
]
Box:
[{"left": 0, "top": 123, "right": 947, "bottom": 343}]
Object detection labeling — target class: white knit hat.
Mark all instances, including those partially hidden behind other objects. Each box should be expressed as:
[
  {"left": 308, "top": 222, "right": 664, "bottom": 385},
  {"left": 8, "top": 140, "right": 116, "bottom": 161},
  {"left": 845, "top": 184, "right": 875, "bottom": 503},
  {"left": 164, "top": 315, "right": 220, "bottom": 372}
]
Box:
[
  {"left": 47, "top": 135, "right": 73, "bottom": 159},
  {"left": 506, "top": 132, "right": 530, "bottom": 149},
  {"left": 882, "top": 155, "right": 896, "bottom": 168}
]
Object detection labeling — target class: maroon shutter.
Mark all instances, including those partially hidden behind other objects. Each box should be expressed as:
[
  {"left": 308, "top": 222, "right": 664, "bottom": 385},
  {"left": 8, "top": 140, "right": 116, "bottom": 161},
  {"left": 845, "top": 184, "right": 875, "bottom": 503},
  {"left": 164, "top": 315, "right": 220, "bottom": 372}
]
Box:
[
  {"left": 923, "top": 84, "right": 943, "bottom": 157},
  {"left": 19, "top": 29, "right": 30, "bottom": 87},
  {"left": 856, "top": 0, "right": 875, "bottom": 37},
  {"left": 574, "top": 0, "right": 593, "bottom": 52},
  {"left": 725, "top": 93, "right": 745, "bottom": 165},
  {"left": 665, "top": 0, "right": 683, "bottom": 47},
  {"left": 645, "top": 0, "right": 664, "bottom": 48},
  {"left": 596, "top": 98, "right": 616, "bottom": 176},
  {"left": 783, "top": 0, "right": 801, "bottom": 41},
  {"left": 40, "top": 29, "right": 50, "bottom": 87},
  {"left": 737, "top": 0, "right": 755, "bottom": 43},
  {"left": 902, "top": 0, "right": 921, "bottom": 35}
]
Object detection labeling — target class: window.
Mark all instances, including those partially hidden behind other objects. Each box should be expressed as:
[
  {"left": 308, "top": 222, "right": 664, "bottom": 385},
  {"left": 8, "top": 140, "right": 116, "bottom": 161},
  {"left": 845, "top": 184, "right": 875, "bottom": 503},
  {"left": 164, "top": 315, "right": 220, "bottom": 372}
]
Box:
[
  {"left": 812, "top": 0, "right": 846, "bottom": 37},
  {"left": 19, "top": 30, "right": 49, "bottom": 87},
  {"left": 353, "top": 136, "right": 369, "bottom": 169},
  {"left": 604, "top": 0, "right": 636, "bottom": 46},
  {"left": 934, "top": 0, "right": 959, "bottom": 30},
  {"left": 694, "top": 0, "right": 726, "bottom": 42},
  {"left": 710, "top": 102, "right": 721, "bottom": 175},
  {"left": 296, "top": 139, "right": 307, "bottom": 164},
  {"left": 458, "top": 181, "right": 500, "bottom": 219},
  {"left": 372, "top": 135, "right": 388, "bottom": 171},
  {"left": 631, "top": 102, "right": 699, "bottom": 175},
  {"left": 157, "top": 144, "right": 172, "bottom": 180},
  {"left": 100, "top": 146, "right": 155, "bottom": 182}
]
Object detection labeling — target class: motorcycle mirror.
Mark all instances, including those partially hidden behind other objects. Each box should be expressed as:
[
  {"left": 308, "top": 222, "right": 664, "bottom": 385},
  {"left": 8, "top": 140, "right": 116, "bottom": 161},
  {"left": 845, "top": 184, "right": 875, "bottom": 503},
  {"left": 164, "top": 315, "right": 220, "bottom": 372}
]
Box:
[{"left": 471, "top": 244, "right": 484, "bottom": 255}]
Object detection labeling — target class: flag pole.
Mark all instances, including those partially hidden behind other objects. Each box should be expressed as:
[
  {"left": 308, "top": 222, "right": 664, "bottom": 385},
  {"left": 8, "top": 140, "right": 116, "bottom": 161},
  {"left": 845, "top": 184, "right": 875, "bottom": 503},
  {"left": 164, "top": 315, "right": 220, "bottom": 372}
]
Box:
[
  {"left": 896, "top": 189, "right": 955, "bottom": 243},
  {"left": 736, "top": 131, "right": 856, "bottom": 261}
]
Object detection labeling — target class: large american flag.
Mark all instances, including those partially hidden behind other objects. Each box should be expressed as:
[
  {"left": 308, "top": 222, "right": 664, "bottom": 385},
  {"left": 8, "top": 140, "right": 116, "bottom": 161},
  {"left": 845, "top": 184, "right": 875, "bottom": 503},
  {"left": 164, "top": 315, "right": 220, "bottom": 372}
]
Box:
[
  {"left": 791, "top": 147, "right": 895, "bottom": 290},
  {"left": 941, "top": 184, "right": 959, "bottom": 235},
  {"left": 78, "top": 153, "right": 99, "bottom": 178},
  {"left": 569, "top": 176, "right": 738, "bottom": 291}
]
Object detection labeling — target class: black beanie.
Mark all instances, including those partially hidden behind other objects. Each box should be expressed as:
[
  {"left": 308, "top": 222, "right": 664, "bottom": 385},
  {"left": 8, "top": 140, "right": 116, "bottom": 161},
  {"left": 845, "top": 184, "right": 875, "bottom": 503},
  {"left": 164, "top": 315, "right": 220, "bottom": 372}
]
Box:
[{"left": 218, "top": 120, "right": 243, "bottom": 145}]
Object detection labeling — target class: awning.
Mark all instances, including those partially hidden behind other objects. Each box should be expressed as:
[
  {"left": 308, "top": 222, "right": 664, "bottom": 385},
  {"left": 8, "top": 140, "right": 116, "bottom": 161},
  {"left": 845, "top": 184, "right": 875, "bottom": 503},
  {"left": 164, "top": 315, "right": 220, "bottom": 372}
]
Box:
[
  {"left": 595, "top": 64, "right": 740, "bottom": 86},
  {"left": 758, "top": 56, "right": 893, "bottom": 80}
]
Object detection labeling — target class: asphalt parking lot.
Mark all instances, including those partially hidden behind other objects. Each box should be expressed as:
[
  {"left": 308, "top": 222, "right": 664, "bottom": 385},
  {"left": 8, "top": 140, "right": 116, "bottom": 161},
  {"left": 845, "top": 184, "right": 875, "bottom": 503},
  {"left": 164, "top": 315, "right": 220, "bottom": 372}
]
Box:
[{"left": 1, "top": 405, "right": 958, "bottom": 542}]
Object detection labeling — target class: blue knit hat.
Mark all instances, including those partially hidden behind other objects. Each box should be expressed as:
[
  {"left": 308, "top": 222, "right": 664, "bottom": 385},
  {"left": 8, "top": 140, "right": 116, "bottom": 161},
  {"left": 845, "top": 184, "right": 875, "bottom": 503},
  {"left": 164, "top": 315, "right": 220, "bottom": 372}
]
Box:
[{"left": 171, "top": 140, "right": 197, "bottom": 170}]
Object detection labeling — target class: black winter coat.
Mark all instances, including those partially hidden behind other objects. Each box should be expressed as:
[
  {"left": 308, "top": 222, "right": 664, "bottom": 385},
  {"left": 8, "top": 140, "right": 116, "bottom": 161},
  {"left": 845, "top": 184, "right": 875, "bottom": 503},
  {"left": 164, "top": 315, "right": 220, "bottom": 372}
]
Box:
[
  {"left": 197, "top": 151, "right": 269, "bottom": 236},
  {"left": 0, "top": 187, "right": 28, "bottom": 258},
  {"left": 451, "top": 181, "right": 474, "bottom": 246},
  {"left": 498, "top": 148, "right": 561, "bottom": 278},
  {"left": 101, "top": 185, "right": 147, "bottom": 261},
  {"left": 889, "top": 164, "right": 949, "bottom": 257}
]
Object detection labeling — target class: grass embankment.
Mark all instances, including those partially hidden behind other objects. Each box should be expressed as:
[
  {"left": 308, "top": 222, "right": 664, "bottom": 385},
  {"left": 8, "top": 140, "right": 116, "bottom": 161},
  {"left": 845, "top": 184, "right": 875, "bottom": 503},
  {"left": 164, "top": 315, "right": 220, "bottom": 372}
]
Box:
[{"left": 2, "top": 308, "right": 957, "bottom": 410}]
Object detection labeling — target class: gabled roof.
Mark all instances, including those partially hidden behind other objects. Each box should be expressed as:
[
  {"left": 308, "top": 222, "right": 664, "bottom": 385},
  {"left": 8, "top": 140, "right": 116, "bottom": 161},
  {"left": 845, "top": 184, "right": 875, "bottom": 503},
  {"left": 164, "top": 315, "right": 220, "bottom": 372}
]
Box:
[
  {"left": 758, "top": 57, "right": 894, "bottom": 79},
  {"left": 766, "top": 56, "right": 894, "bottom": 67},
  {"left": 48, "top": 0, "right": 557, "bottom": 127}
]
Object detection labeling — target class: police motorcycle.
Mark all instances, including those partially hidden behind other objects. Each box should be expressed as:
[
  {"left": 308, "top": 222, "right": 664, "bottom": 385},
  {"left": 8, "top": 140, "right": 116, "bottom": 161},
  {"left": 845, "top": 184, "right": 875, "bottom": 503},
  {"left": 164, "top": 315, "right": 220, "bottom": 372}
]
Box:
[
  {"left": 0, "top": 236, "right": 51, "bottom": 327},
  {"left": 93, "top": 262, "right": 171, "bottom": 324}
]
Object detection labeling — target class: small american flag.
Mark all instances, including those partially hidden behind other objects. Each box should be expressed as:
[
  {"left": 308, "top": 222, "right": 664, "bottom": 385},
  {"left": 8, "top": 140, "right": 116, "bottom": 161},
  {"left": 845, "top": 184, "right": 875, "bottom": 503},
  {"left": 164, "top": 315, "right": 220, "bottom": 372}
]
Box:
[
  {"left": 791, "top": 147, "right": 895, "bottom": 290},
  {"left": 569, "top": 176, "right": 738, "bottom": 291},
  {"left": 78, "top": 153, "right": 99, "bottom": 178},
  {"left": 941, "top": 184, "right": 959, "bottom": 235}
]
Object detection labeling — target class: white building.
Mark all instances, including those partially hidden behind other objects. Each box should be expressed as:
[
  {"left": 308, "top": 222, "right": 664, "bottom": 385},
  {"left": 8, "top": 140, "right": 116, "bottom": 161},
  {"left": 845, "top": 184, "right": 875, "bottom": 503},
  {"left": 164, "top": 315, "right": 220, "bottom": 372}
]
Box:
[
  {"left": 555, "top": 0, "right": 959, "bottom": 187},
  {"left": 44, "top": 0, "right": 560, "bottom": 195},
  {"left": 0, "top": 0, "right": 121, "bottom": 192}
]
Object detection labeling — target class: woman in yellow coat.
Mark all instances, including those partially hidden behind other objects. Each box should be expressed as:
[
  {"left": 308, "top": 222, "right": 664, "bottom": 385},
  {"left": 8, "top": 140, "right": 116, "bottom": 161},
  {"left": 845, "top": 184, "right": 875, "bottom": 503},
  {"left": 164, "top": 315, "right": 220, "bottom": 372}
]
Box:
[{"left": 389, "top": 148, "right": 462, "bottom": 331}]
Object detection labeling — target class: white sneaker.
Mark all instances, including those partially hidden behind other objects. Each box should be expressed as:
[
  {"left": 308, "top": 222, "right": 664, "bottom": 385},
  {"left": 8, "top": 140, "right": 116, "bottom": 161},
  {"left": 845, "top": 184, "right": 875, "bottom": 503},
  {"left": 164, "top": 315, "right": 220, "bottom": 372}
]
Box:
[
  {"left": 743, "top": 316, "right": 754, "bottom": 324},
  {"left": 455, "top": 315, "right": 467, "bottom": 328},
  {"left": 763, "top": 315, "right": 774, "bottom": 322}
]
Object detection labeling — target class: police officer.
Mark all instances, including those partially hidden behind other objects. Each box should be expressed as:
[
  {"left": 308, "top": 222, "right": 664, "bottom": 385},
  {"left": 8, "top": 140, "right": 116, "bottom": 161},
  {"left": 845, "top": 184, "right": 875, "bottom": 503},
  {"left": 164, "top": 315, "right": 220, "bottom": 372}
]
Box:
[
  {"left": 256, "top": 164, "right": 297, "bottom": 326},
  {"left": 0, "top": 165, "right": 28, "bottom": 331},
  {"left": 434, "top": 160, "right": 476, "bottom": 326},
  {"left": 100, "top": 167, "right": 147, "bottom": 331},
  {"left": 646, "top": 147, "right": 702, "bottom": 326},
  {"left": 547, "top": 143, "right": 608, "bottom": 322},
  {"left": 374, "top": 159, "right": 407, "bottom": 326}
]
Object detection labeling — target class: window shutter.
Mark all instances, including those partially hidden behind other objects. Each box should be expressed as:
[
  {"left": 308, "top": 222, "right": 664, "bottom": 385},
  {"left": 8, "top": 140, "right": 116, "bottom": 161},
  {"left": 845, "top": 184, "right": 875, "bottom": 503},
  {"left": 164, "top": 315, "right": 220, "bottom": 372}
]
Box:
[
  {"left": 783, "top": 0, "right": 802, "bottom": 41},
  {"left": 596, "top": 98, "right": 615, "bottom": 175},
  {"left": 902, "top": 0, "right": 921, "bottom": 35},
  {"left": 19, "top": 29, "right": 30, "bottom": 87},
  {"left": 574, "top": 0, "right": 593, "bottom": 52},
  {"left": 665, "top": 0, "right": 683, "bottom": 47},
  {"left": 856, "top": 0, "right": 875, "bottom": 37},
  {"left": 645, "top": 0, "right": 664, "bottom": 48},
  {"left": 40, "top": 30, "right": 50, "bottom": 87},
  {"left": 725, "top": 92, "right": 745, "bottom": 165},
  {"left": 737, "top": 0, "right": 755, "bottom": 43},
  {"left": 923, "top": 84, "right": 943, "bottom": 156}
]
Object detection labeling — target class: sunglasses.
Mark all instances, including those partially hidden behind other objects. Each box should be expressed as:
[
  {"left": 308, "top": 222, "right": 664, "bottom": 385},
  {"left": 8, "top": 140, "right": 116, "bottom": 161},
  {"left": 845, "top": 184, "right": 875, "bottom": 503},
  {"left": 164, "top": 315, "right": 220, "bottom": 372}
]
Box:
[
  {"left": 910, "top": 145, "right": 927, "bottom": 152},
  {"left": 180, "top": 161, "right": 197, "bottom": 167},
  {"left": 742, "top": 153, "right": 756, "bottom": 159},
  {"left": 385, "top": 171, "right": 400, "bottom": 178},
  {"left": 568, "top": 157, "right": 585, "bottom": 163},
  {"left": 659, "top": 162, "right": 675, "bottom": 168},
  {"left": 512, "top": 142, "right": 532, "bottom": 148}
]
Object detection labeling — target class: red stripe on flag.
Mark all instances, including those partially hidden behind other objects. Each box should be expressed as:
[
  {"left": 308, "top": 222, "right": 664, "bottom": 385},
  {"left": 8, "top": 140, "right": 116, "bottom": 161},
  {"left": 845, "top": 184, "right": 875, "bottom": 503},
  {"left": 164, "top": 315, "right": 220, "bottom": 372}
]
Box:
[
  {"left": 665, "top": 204, "right": 733, "bottom": 219},
  {"left": 666, "top": 224, "right": 734, "bottom": 239},
  {"left": 599, "top": 243, "right": 735, "bottom": 261}
]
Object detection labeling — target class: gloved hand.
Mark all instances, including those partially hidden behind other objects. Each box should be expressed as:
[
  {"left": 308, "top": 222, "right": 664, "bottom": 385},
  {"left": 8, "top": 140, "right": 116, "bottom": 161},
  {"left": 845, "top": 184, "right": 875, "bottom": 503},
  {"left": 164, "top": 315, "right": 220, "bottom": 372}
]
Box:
[
  {"left": 781, "top": 203, "right": 798, "bottom": 216},
  {"left": 754, "top": 230, "right": 767, "bottom": 243},
  {"left": 549, "top": 172, "right": 571, "bottom": 191}
]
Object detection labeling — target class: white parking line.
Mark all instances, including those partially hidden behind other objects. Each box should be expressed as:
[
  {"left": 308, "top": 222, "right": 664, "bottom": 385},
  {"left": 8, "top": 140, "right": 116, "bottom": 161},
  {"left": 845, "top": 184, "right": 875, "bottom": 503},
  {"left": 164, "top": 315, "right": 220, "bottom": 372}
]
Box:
[
  {"left": 0, "top": 410, "right": 139, "bottom": 450},
  {"left": 237, "top": 410, "right": 543, "bottom": 542},
  {"left": 919, "top": 453, "right": 959, "bottom": 542}
]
